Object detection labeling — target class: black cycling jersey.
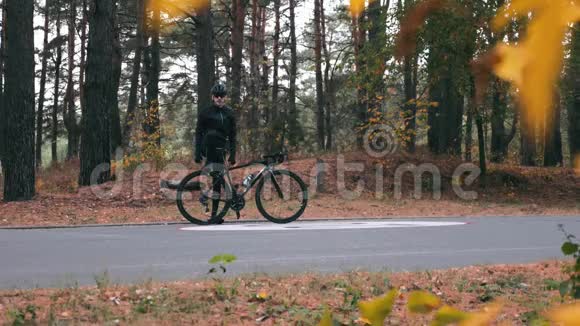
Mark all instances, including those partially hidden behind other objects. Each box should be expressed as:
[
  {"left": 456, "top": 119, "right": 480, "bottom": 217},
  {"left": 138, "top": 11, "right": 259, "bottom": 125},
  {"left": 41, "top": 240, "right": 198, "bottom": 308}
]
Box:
[{"left": 194, "top": 104, "right": 237, "bottom": 163}]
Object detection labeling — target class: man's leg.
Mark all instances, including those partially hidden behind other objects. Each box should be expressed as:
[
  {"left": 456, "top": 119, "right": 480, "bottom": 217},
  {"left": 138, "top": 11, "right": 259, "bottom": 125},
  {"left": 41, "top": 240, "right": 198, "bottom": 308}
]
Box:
[
  {"left": 206, "top": 148, "right": 226, "bottom": 224},
  {"left": 210, "top": 171, "right": 223, "bottom": 223}
]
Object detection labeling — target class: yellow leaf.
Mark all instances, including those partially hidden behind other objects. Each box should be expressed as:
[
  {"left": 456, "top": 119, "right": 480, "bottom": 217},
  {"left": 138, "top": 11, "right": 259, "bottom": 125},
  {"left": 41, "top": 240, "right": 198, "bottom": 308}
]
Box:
[
  {"left": 350, "top": 0, "right": 366, "bottom": 18},
  {"left": 492, "top": 44, "right": 529, "bottom": 89},
  {"left": 459, "top": 301, "right": 503, "bottom": 326},
  {"left": 407, "top": 291, "right": 441, "bottom": 314},
  {"left": 547, "top": 302, "right": 580, "bottom": 326},
  {"left": 431, "top": 305, "right": 469, "bottom": 326},
  {"left": 256, "top": 291, "right": 268, "bottom": 300},
  {"left": 318, "top": 307, "right": 334, "bottom": 326},
  {"left": 358, "top": 289, "right": 398, "bottom": 326},
  {"left": 492, "top": 0, "right": 546, "bottom": 31},
  {"left": 491, "top": 0, "right": 580, "bottom": 137},
  {"left": 355, "top": 317, "right": 371, "bottom": 325},
  {"left": 148, "top": 0, "right": 210, "bottom": 19}
]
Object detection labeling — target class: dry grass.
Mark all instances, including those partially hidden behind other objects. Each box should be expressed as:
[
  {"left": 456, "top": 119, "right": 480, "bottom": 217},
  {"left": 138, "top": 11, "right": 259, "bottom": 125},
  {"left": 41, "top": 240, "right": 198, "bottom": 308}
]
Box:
[{"left": 0, "top": 260, "right": 572, "bottom": 325}]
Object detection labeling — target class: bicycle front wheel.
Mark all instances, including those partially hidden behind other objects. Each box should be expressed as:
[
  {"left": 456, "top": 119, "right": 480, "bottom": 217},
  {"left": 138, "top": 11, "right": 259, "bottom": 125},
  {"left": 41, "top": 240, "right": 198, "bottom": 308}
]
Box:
[
  {"left": 255, "top": 170, "right": 308, "bottom": 224},
  {"left": 176, "top": 170, "right": 231, "bottom": 225}
]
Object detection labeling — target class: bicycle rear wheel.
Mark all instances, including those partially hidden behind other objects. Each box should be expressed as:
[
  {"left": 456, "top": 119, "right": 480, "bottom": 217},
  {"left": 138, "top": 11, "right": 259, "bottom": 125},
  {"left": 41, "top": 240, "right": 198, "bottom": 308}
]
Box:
[
  {"left": 255, "top": 170, "right": 308, "bottom": 224},
  {"left": 176, "top": 170, "right": 231, "bottom": 225}
]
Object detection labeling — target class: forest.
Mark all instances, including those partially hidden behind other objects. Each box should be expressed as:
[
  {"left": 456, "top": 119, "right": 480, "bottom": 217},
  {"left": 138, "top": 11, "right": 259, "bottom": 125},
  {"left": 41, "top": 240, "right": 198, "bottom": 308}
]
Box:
[
  {"left": 0, "top": 0, "right": 578, "bottom": 202},
  {"left": 2, "top": 1, "right": 580, "bottom": 324}
]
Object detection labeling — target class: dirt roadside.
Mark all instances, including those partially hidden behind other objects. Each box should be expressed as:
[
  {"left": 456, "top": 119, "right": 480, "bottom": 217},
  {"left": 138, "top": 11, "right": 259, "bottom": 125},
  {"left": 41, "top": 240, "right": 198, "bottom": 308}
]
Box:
[
  {"left": 1, "top": 151, "right": 578, "bottom": 227},
  {"left": 0, "top": 260, "right": 573, "bottom": 325}
]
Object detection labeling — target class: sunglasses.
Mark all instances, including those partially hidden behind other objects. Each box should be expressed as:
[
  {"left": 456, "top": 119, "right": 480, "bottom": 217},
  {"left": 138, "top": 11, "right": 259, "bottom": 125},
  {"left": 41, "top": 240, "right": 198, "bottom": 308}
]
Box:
[{"left": 213, "top": 94, "right": 226, "bottom": 98}]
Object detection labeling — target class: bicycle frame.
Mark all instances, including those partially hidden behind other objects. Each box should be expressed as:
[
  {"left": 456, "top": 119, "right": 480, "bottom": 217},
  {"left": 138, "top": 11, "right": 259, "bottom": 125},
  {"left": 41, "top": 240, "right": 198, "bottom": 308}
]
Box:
[
  {"left": 199, "top": 156, "right": 286, "bottom": 203},
  {"left": 228, "top": 160, "right": 284, "bottom": 199}
]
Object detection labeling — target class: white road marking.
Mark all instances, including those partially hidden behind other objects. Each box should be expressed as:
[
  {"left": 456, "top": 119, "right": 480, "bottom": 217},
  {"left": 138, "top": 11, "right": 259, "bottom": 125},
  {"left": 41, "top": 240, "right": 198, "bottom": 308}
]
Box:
[{"left": 180, "top": 220, "right": 467, "bottom": 231}]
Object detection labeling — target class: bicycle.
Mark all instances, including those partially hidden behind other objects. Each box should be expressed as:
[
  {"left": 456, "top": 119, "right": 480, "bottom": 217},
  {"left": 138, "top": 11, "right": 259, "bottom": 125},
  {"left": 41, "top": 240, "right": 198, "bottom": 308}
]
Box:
[{"left": 169, "top": 151, "right": 308, "bottom": 225}]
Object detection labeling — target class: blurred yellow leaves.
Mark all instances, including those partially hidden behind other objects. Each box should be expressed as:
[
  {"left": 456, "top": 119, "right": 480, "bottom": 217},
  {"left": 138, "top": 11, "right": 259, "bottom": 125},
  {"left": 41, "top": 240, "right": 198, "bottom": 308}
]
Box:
[
  {"left": 407, "top": 291, "right": 441, "bottom": 313},
  {"left": 318, "top": 306, "right": 334, "bottom": 326},
  {"left": 349, "top": 0, "right": 366, "bottom": 18},
  {"left": 547, "top": 302, "right": 580, "bottom": 325},
  {"left": 432, "top": 305, "right": 470, "bottom": 326},
  {"left": 147, "top": 0, "right": 210, "bottom": 18},
  {"left": 358, "top": 289, "right": 398, "bottom": 326},
  {"left": 315, "top": 288, "right": 580, "bottom": 325},
  {"left": 574, "top": 154, "right": 580, "bottom": 176},
  {"left": 459, "top": 301, "right": 503, "bottom": 326},
  {"left": 490, "top": 0, "right": 580, "bottom": 133}
]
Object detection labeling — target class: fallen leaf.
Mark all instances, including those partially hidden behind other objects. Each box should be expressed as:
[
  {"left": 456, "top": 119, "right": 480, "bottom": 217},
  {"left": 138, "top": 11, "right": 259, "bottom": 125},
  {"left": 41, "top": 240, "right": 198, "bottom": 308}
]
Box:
[
  {"left": 459, "top": 301, "right": 503, "bottom": 326},
  {"left": 407, "top": 291, "right": 441, "bottom": 313},
  {"left": 432, "top": 305, "right": 470, "bottom": 326},
  {"left": 318, "top": 306, "right": 334, "bottom": 326},
  {"left": 358, "top": 289, "right": 398, "bottom": 326}
]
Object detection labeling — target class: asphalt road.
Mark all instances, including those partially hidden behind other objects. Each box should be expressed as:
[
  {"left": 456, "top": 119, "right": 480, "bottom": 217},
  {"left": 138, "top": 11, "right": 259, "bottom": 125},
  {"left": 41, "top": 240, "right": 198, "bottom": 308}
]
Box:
[{"left": 0, "top": 216, "right": 579, "bottom": 289}]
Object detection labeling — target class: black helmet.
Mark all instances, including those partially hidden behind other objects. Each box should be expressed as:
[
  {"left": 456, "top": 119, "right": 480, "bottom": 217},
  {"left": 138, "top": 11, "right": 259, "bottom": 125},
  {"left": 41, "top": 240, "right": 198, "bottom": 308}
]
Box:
[{"left": 211, "top": 83, "right": 227, "bottom": 97}]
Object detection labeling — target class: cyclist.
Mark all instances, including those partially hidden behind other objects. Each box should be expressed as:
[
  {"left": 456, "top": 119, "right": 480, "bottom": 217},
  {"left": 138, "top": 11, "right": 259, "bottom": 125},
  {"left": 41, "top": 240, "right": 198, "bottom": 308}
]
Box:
[{"left": 194, "top": 83, "right": 237, "bottom": 223}]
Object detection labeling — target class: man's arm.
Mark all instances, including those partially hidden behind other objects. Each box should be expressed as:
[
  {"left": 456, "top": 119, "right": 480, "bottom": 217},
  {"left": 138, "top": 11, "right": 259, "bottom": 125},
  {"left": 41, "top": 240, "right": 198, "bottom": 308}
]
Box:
[
  {"left": 194, "top": 109, "right": 205, "bottom": 162},
  {"left": 228, "top": 109, "right": 237, "bottom": 163}
]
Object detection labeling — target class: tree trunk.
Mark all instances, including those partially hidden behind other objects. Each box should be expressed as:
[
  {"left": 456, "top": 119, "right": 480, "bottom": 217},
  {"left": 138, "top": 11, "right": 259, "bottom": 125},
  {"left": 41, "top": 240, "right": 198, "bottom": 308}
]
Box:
[
  {"left": 248, "top": 0, "right": 259, "bottom": 147},
  {"left": 321, "top": 0, "right": 332, "bottom": 151},
  {"left": 36, "top": 0, "right": 51, "bottom": 167},
  {"left": 79, "top": 0, "right": 87, "bottom": 119},
  {"left": 520, "top": 117, "right": 537, "bottom": 166},
  {"left": 122, "top": 0, "right": 145, "bottom": 147},
  {"left": 425, "top": 9, "right": 471, "bottom": 156},
  {"left": 78, "top": 0, "right": 114, "bottom": 186},
  {"left": 270, "top": 0, "right": 280, "bottom": 151},
  {"left": 64, "top": 0, "right": 81, "bottom": 160},
  {"left": 489, "top": 79, "right": 518, "bottom": 162},
  {"left": 52, "top": 6, "right": 63, "bottom": 163},
  {"left": 353, "top": 14, "right": 367, "bottom": 148},
  {"left": 259, "top": 5, "right": 268, "bottom": 121},
  {"left": 401, "top": 0, "right": 416, "bottom": 152},
  {"left": 568, "top": 23, "right": 580, "bottom": 167},
  {"left": 465, "top": 100, "right": 473, "bottom": 161},
  {"left": 427, "top": 83, "right": 439, "bottom": 153},
  {"left": 403, "top": 53, "right": 417, "bottom": 152},
  {"left": 476, "top": 108, "right": 487, "bottom": 176},
  {"left": 544, "top": 90, "right": 563, "bottom": 166},
  {"left": 144, "top": 4, "right": 161, "bottom": 147},
  {"left": 3, "top": 0, "right": 36, "bottom": 201},
  {"left": 230, "top": 0, "right": 246, "bottom": 113},
  {"left": 258, "top": 3, "right": 270, "bottom": 152},
  {"left": 428, "top": 74, "right": 463, "bottom": 155},
  {"left": 195, "top": 5, "right": 215, "bottom": 115},
  {"left": 0, "top": 4, "right": 5, "bottom": 163},
  {"left": 287, "top": 0, "right": 299, "bottom": 146},
  {"left": 109, "top": 0, "right": 122, "bottom": 153},
  {"left": 314, "top": 0, "right": 325, "bottom": 151},
  {"left": 366, "top": 0, "right": 387, "bottom": 112}
]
